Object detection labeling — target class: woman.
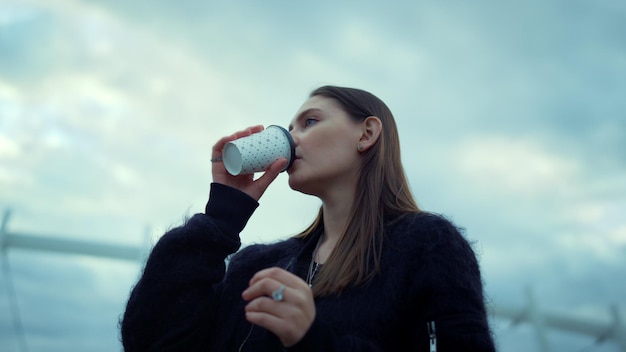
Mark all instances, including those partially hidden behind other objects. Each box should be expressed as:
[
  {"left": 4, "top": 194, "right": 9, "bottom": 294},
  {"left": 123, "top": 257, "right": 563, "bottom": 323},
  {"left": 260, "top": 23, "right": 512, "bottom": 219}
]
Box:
[{"left": 121, "top": 86, "right": 496, "bottom": 351}]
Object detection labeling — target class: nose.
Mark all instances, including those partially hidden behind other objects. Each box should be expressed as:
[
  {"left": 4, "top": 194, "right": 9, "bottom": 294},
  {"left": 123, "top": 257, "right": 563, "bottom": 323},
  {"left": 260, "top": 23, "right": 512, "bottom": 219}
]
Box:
[{"left": 289, "top": 129, "right": 300, "bottom": 146}]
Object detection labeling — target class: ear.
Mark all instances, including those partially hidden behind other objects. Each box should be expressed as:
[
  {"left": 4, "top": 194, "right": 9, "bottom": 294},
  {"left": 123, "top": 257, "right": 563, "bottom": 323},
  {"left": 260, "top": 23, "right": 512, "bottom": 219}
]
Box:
[{"left": 358, "top": 116, "right": 382, "bottom": 152}]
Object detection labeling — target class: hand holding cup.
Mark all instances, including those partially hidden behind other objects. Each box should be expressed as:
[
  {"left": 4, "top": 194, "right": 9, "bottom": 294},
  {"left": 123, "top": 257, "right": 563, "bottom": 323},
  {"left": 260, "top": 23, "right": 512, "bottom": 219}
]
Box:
[{"left": 211, "top": 126, "right": 290, "bottom": 201}]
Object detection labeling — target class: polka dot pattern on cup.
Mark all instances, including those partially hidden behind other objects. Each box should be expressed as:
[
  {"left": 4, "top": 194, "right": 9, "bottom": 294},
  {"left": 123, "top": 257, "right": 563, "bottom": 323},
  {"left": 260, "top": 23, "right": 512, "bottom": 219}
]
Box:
[{"left": 222, "top": 125, "right": 295, "bottom": 175}]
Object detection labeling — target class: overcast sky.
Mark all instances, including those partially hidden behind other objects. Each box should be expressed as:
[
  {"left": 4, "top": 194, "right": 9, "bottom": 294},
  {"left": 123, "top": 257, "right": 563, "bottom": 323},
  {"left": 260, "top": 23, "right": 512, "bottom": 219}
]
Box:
[{"left": 1, "top": 0, "right": 625, "bottom": 351}]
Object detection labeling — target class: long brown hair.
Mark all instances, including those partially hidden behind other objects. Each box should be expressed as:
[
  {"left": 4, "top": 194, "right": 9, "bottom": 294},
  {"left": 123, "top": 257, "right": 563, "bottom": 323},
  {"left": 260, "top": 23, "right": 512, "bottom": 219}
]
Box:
[{"left": 295, "top": 86, "right": 421, "bottom": 296}]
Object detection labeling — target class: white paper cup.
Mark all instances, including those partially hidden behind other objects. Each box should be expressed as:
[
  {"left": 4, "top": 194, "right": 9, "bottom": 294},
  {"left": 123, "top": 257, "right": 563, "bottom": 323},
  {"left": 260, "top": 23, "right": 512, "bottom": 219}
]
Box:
[{"left": 222, "top": 125, "right": 295, "bottom": 176}]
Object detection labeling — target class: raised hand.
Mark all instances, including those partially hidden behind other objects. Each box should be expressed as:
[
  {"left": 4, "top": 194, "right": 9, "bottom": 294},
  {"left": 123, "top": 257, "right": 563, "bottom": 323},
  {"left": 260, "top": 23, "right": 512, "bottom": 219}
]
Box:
[{"left": 211, "top": 125, "right": 287, "bottom": 201}]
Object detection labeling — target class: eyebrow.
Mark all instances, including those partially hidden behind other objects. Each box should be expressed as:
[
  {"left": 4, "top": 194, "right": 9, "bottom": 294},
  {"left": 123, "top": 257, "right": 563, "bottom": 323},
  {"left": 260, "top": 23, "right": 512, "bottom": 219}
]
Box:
[{"left": 288, "top": 108, "right": 324, "bottom": 131}]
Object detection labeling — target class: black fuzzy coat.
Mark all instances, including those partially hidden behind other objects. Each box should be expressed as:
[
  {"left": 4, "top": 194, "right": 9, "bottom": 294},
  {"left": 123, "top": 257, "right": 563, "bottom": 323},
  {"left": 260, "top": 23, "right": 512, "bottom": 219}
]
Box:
[{"left": 121, "top": 183, "right": 495, "bottom": 351}]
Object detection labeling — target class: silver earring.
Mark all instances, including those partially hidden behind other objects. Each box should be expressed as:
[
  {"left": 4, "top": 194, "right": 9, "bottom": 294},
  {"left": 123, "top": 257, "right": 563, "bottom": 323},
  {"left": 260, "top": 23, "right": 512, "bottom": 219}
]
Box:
[{"left": 358, "top": 144, "right": 364, "bottom": 151}]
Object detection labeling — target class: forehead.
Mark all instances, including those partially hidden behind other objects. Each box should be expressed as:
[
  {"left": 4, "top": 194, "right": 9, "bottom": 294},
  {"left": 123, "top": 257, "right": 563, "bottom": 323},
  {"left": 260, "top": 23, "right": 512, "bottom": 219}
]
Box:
[{"left": 289, "top": 96, "right": 344, "bottom": 123}]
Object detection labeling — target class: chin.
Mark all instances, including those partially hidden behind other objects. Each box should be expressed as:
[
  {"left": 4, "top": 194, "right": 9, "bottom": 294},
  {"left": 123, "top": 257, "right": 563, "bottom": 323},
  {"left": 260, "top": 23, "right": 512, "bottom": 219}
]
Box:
[
  {"left": 287, "top": 174, "right": 303, "bottom": 192},
  {"left": 287, "top": 174, "right": 316, "bottom": 196}
]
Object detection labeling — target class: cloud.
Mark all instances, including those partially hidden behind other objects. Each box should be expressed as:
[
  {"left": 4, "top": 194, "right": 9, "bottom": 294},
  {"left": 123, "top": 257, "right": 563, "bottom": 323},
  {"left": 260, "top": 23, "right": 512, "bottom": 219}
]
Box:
[
  {"left": 453, "top": 136, "right": 581, "bottom": 198},
  {"left": 1, "top": 0, "right": 625, "bottom": 351}
]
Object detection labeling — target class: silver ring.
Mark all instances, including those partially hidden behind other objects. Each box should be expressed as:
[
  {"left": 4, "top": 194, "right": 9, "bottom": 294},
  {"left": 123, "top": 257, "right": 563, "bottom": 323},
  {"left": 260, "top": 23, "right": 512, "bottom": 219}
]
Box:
[
  {"left": 271, "top": 284, "right": 286, "bottom": 302},
  {"left": 211, "top": 157, "right": 223, "bottom": 162}
]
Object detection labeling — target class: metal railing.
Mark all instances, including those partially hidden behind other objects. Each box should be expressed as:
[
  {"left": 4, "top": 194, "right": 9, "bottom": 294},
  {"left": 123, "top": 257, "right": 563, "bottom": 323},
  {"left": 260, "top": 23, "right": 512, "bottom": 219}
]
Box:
[{"left": 492, "top": 286, "right": 625, "bottom": 351}]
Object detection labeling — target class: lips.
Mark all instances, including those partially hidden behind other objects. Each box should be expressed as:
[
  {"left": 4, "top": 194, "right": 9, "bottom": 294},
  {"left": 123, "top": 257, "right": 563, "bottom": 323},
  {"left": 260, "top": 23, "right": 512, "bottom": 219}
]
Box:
[{"left": 287, "top": 156, "right": 301, "bottom": 173}]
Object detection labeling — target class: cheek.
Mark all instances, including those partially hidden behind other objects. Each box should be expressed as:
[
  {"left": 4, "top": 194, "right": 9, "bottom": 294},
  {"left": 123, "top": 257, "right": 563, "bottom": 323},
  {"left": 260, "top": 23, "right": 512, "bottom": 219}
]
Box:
[
  {"left": 316, "top": 130, "right": 354, "bottom": 151},
  {"left": 302, "top": 124, "right": 359, "bottom": 158}
]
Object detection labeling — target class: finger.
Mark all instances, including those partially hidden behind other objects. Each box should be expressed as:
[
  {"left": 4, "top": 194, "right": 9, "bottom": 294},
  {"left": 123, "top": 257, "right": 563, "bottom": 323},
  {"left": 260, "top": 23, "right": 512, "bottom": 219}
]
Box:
[
  {"left": 248, "top": 267, "right": 308, "bottom": 291},
  {"left": 211, "top": 125, "right": 265, "bottom": 158},
  {"left": 246, "top": 310, "right": 282, "bottom": 326},
  {"left": 245, "top": 158, "right": 287, "bottom": 199},
  {"left": 245, "top": 294, "right": 294, "bottom": 314},
  {"left": 245, "top": 300, "right": 299, "bottom": 321},
  {"left": 242, "top": 277, "right": 287, "bottom": 301},
  {"left": 211, "top": 133, "right": 237, "bottom": 158},
  {"left": 232, "top": 125, "right": 264, "bottom": 141},
  {"left": 245, "top": 302, "right": 309, "bottom": 347},
  {"left": 259, "top": 157, "right": 288, "bottom": 180},
  {"left": 245, "top": 310, "right": 289, "bottom": 334}
]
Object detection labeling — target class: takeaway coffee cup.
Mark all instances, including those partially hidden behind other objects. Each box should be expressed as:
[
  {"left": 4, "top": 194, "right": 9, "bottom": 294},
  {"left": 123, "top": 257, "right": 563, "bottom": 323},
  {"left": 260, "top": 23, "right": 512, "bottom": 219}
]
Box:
[{"left": 222, "top": 125, "right": 295, "bottom": 176}]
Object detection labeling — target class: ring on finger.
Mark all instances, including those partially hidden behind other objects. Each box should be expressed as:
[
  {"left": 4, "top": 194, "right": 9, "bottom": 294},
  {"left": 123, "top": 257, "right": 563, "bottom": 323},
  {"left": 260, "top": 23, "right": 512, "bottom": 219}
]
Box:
[
  {"left": 211, "top": 157, "right": 223, "bottom": 162},
  {"left": 271, "top": 284, "right": 286, "bottom": 302}
]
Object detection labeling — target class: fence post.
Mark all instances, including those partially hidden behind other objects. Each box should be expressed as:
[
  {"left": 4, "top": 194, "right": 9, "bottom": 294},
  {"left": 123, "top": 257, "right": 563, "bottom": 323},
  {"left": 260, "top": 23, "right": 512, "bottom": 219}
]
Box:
[
  {"left": 526, "top": 286, "right": 550, "bottom": 352},
  {"left": 0, "top": 209, "right": 11, "bottom": 253}
]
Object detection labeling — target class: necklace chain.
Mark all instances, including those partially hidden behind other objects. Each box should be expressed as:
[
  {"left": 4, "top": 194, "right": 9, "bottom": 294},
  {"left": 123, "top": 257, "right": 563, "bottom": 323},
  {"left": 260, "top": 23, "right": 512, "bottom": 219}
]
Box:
[
  {"left": 307, "top": 263, "right": 321, "bottom": 287},
  {"left": 306, "top": 235, "right": 323, "bottom": 287}
]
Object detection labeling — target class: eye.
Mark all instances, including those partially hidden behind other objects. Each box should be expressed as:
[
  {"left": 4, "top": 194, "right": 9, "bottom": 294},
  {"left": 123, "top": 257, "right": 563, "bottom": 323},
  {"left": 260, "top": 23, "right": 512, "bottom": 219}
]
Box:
[{"left": 304, "top": 117, "right": 318, "bottom": 128}]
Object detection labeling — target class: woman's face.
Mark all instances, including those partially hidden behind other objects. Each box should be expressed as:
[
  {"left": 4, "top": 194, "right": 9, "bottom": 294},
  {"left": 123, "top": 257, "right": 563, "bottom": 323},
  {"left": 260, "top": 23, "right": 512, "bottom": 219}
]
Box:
[{"left": 287, "top": 95, "right": 364, "bottom": 197}]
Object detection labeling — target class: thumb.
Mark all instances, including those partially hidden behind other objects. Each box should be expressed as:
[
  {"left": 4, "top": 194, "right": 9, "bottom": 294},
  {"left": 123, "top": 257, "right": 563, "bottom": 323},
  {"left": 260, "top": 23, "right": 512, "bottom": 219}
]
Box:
[{"left": 250, "top": 158, "right": 288, "bottom": 199}]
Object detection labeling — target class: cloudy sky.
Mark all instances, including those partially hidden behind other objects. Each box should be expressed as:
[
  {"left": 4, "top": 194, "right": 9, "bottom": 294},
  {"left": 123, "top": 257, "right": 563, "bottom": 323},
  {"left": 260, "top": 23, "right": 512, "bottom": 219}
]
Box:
[{"left": 1, "top": 0, "right": 625, "bottom": 351}]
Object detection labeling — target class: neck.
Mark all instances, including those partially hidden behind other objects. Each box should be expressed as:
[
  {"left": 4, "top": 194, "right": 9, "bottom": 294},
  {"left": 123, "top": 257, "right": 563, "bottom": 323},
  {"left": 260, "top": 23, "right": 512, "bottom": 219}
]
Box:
[{"left": 316, "top": 186, "right": 355, "bottom": 263}]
